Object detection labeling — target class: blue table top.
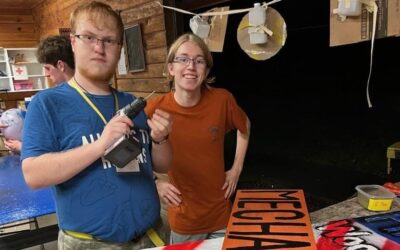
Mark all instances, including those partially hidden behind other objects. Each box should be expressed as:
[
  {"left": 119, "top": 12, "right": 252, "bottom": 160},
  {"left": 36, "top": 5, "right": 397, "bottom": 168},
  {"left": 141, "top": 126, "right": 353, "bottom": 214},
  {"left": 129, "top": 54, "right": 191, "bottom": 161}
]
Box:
[{"left": 0, "top": 155, "right": 55, "bottom": 225}]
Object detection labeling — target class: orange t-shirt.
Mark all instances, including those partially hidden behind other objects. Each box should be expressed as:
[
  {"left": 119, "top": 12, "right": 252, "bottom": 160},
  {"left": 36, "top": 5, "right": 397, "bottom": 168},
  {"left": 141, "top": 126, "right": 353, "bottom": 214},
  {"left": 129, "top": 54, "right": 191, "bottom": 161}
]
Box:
[{"left": 145, "top": 87, "right": 248, "bottom": 234}]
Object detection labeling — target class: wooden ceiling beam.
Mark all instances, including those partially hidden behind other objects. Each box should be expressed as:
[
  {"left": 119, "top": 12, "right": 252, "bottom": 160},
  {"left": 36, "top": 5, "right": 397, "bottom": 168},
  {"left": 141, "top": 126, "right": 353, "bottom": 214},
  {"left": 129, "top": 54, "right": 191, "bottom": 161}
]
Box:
[{"left": 176, "top": 0, "right": 232, "bottom": 11}]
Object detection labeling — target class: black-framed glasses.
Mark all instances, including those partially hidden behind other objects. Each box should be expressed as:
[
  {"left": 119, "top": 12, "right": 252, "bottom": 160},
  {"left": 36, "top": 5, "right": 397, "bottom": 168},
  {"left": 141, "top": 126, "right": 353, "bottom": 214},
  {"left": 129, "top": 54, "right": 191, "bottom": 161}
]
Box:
[
  {"left": 74, "top": 34, "right": 121, "bottom": 48},
  {"left": 173, "top": 56, "right": 207, "bottom": 68}
]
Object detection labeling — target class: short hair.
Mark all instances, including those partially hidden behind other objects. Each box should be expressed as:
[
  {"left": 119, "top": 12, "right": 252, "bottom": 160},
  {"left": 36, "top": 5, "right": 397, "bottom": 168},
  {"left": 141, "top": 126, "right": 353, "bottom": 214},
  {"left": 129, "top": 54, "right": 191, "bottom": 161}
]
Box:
[
  {"left": 70, "top": 1, "right": 124, "bottom": 44},
  {"left": 165, "top": 33, "right": 214, "bottom": 84},
  {"left": 37, "top": 35, "right": 75, "bottom": 70}
]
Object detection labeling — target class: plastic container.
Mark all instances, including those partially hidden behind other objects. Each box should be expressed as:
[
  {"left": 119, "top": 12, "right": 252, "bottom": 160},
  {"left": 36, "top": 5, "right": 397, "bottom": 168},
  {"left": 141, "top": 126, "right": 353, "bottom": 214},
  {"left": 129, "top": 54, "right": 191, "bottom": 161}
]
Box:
[
  {"left": 355, "top": 185, "right": 396, "bottom": 211},
  {"left": 248, "top": 3, "right": 268, "bottom": 44},
  {"left": 335, "top": 0, "right": 362, "bottom": 16},
  {"left": 189, "top": 16, "right": 210, "bottom": 39}
]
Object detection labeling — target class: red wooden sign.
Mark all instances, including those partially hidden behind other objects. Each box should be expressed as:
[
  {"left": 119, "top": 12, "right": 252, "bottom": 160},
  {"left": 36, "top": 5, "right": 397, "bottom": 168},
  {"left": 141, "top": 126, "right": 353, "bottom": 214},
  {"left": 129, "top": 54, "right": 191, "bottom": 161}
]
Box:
[{"left": 222, "top": 189, "right": 317, "bottom": 250}]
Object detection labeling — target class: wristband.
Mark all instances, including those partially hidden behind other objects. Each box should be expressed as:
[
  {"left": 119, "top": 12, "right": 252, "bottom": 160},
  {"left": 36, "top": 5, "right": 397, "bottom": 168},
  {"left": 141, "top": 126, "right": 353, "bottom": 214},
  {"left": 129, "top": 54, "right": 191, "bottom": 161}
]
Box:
[{"left": 151, "top": 135, "right": 169, "bottom": 145}]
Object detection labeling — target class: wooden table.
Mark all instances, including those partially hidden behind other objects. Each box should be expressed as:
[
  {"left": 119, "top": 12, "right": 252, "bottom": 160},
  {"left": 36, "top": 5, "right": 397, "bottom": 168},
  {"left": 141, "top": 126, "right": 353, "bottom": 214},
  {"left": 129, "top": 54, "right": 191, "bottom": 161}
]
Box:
[{"left": 310, "top": 193, "right": 400, "bottom": 224}]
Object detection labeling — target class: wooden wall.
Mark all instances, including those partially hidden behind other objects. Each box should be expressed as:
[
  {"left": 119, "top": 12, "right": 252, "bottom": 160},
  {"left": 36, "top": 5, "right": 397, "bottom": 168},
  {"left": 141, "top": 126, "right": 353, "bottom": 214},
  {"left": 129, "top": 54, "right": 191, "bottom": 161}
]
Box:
[
  {"left": 33, "top": 0, "right": 172, "bottom": 95},
  {"left": 0, "top": 9, "right": 38, "bottom": 48}
]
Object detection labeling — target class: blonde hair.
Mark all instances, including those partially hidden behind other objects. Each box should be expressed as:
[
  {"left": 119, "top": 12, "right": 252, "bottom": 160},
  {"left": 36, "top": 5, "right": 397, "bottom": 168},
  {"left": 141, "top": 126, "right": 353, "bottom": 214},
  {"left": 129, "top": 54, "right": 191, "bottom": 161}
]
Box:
[
  {"left": 165, "top": 33, "right": 215, "bottom": 85},
  {"left": 70, "top": 1, "right": 124, "bottom": 44}
]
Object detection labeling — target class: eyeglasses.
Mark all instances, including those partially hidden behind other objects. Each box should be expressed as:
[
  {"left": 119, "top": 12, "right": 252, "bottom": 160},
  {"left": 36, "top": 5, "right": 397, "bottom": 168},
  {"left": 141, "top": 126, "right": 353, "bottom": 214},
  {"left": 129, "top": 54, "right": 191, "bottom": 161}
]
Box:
[
  {"left": 74, "top": 34, "right": 121, "bottom": 48},
  {"left": 173, "top": 56, "right": 207, "bottom": 68}
]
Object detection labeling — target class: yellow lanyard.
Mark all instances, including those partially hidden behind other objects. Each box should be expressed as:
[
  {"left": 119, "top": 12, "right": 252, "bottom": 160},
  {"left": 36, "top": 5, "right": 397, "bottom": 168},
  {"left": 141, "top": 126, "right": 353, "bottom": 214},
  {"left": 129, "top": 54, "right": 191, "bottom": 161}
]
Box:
[{"left": 68, "top": 78, "right": 119, "bottom": 125}]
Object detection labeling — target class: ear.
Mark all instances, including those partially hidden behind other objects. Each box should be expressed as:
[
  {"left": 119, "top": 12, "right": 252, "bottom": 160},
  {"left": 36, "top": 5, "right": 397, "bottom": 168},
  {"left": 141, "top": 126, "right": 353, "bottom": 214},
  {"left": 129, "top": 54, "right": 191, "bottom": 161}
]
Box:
[
  {"left": 70, "top": 34, "right": 76, "bottom": 53},
  {"left": 167, "top": 63, "right": 175, "bottom": 76},
  {"left": 56, "top": 60, "right": 65, "bottom": 72}
]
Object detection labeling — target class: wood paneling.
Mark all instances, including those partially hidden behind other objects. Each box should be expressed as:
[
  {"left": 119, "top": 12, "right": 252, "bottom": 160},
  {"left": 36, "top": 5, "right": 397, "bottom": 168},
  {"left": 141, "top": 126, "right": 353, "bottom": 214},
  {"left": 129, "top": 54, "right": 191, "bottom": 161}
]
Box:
[
  {"left": 0, "top": 41, "right": 39, "bottom": 48},
  {"left": 145, "top": 47, "right": 167, "bottom": 64},
  {"left": 0, "top": 33, "right": 37, "bottom": 41},
  {"left": 140, "top": 14, "right": 166, "bottom": 34},
  {"left": 0, "top": 15, "right": 34, "bottom": 23},
  {"left": 0, "top": 0, "right": 43, "bottom": 9},
  {"left": 0, "top": 24, "right": 35, "bottom": 33},
  {"left": 117, "top": 0, "right": 169, "bottom": 93},
  {"left": 120, "top": 1, "right": 163, "bottom": 25},
  {"left": 143, "top": 31, "right": 167, "bottom": 49},
  {"left": 0, "top": 9, "right": 37, "bottom": 48},
  {"left": 117, "top": 63, "right": 165, "bottom": 79},
  {"left": 0, "top": 0, "right": 170, "bottom": 96},
  {"left": 117, "top": 78, "right": 170, "bottom": 92}
]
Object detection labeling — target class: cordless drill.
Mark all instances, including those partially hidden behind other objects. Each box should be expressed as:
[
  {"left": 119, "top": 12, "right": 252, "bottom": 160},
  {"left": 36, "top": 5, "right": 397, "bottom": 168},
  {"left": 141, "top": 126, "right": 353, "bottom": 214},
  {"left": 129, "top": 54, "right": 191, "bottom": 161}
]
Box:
[{"left": 104, "top": 92, "right": 154, "bottom": 168}]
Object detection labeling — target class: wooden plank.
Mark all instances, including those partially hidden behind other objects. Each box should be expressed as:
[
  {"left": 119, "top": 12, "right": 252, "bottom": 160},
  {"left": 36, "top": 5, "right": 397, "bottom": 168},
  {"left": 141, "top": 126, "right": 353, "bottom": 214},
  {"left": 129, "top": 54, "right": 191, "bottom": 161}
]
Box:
[
  {"left": 0, "top": 9, "right": 31, "bottom": 15},
  {"left": 127, "top": 91, "right": 164, "bottom": 98},
  {"left": 117, "top": 78, "right": 170, "bottom": 92},
  {"left": 141, "top": 14, "right": 165, "bottom": 34},
  {"left": 120, "top": 1, "right": 164, "bottom": 25},
  {"left": 222, "top": 189, "right": 317, "bottom": 250},
  {"left": 143, "top": 31, "right": 167, "bottom": 49},
  {"left": 0, "top": 33, "right": 37, "bottom": 41},
  {"left": 0, "top": 41, "right": 39, "bottom": 48},
  {"left": 110, "top": 0, "right": 152, "bottom": 11},
  {"left": 0, "top": 24, "right": 35, "bottom": 33},
  {"left": 0, "top": 15, "right": 34, "bottom": 24},
  {"left": 116, "top": 63, "right": 165, "bottom": 79},
  {"left": 145, "top": 47, "right": 167, "bottom": 64}
]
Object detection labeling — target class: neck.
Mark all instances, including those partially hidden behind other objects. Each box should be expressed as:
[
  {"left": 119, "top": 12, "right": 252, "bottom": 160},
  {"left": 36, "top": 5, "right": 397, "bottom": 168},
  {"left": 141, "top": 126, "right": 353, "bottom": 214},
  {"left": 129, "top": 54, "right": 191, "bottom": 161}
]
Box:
[
  {"left": 63, "top": 67, "right": 75, "bottom": 82},
  {"left": 174, "top": 88, "right": 201, "bottom": 107},
  {"left": 73, "top": 74, "right": 111, "bottom": 95}
]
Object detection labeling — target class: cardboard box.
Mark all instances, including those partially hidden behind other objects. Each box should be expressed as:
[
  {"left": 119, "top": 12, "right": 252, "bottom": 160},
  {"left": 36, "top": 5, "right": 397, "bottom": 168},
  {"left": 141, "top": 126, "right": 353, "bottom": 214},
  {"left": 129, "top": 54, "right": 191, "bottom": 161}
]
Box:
[
  {"left": 330, "top": 0, "right": 400, "bottom": 46},
  {"left": 13, "top": 80, "right": 33, "bottom": 90}
]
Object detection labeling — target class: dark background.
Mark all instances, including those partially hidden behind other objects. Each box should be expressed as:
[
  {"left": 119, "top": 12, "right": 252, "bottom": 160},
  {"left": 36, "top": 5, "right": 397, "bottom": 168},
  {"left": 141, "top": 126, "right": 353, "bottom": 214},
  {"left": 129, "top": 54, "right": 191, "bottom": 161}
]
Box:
[{"left": 181, "top": 0, "right": 400, "bottom": 210}]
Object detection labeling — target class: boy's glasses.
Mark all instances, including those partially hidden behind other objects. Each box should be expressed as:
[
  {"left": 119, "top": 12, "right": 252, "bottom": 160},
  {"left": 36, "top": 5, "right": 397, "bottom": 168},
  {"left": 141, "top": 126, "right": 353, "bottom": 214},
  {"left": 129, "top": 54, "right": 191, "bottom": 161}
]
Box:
[{"left": 74, "top": 34, "right": 121, "bottom": 48}]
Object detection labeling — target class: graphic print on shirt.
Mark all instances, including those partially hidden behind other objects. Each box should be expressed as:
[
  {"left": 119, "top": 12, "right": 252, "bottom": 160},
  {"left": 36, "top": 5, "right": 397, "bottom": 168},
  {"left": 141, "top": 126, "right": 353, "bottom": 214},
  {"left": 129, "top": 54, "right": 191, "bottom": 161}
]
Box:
[
  {"left": 209, "top": 126, "right": 220, "bottom": 142},
  {"left": 81, "top": 128, "right": 150, "bottom": 169}
]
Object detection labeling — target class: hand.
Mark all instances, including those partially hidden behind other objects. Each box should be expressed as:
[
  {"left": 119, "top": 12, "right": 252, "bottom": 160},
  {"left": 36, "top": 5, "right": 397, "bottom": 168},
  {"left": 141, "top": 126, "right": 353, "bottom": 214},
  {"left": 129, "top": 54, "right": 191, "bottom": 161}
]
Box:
[
  {"left": 98, "top": 115, "right": 133, "bottom": 150},
  {"left": 0, "top": 123, "right": 8, "bottom": 129},
  {"left": 4, "top": 139, "right": 22, "bottom": 154},
  {"left": 222, "top": 168, "right": 241, "bottom": 199},
  {"left": 156, "top": 179, "right": 182, "bottom": 207},
  {"left": 147, "top": 109, "right": 172, "bottom": 143}
]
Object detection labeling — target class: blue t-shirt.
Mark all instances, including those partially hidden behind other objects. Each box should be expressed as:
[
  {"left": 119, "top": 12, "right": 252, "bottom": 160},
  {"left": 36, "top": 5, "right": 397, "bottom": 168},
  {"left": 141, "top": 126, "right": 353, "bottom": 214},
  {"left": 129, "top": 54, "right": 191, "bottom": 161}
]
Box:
[{"left": 21, "top": 83, "right": 160, "bottom": 243}]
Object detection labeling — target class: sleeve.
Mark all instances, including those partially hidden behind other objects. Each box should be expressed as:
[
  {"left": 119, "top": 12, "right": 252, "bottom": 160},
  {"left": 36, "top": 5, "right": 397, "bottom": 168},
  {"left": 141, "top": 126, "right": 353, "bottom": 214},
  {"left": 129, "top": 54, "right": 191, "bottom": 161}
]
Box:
[
  {"left": 21, "top": 95, "right": 58, "bottom": 160},
  {"left": 144, "top": 97, "right": 160, "bottom": 118},
  {"left": 225, "top": 91, "right": 248, "bottom": 134}
]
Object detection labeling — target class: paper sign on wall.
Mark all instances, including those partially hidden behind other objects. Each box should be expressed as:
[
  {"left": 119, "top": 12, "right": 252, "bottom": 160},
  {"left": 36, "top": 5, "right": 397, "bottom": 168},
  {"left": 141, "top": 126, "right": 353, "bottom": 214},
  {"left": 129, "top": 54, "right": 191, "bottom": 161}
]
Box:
[
  {"left": 11, "top": 65, "right": 28, "bottom": 80},
  {"left": 204, "top": 7, "right": 230, "bottom": 52},
  {"left": 330, "top": 0, "right": 400, "bottom": 46}
]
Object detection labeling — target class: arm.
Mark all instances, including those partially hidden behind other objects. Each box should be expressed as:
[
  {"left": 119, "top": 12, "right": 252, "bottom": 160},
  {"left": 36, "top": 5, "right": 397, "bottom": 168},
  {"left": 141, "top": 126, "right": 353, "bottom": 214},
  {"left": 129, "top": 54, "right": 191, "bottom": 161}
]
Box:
[
  {"left": 147, "top": 109, "right": 172, "bottom": 173},
  {"left": 22, "top": 115, "right": 133, "bottom": 189},
  {"left": 223, "top": 116, "right": 251, "bottom": 199}
]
